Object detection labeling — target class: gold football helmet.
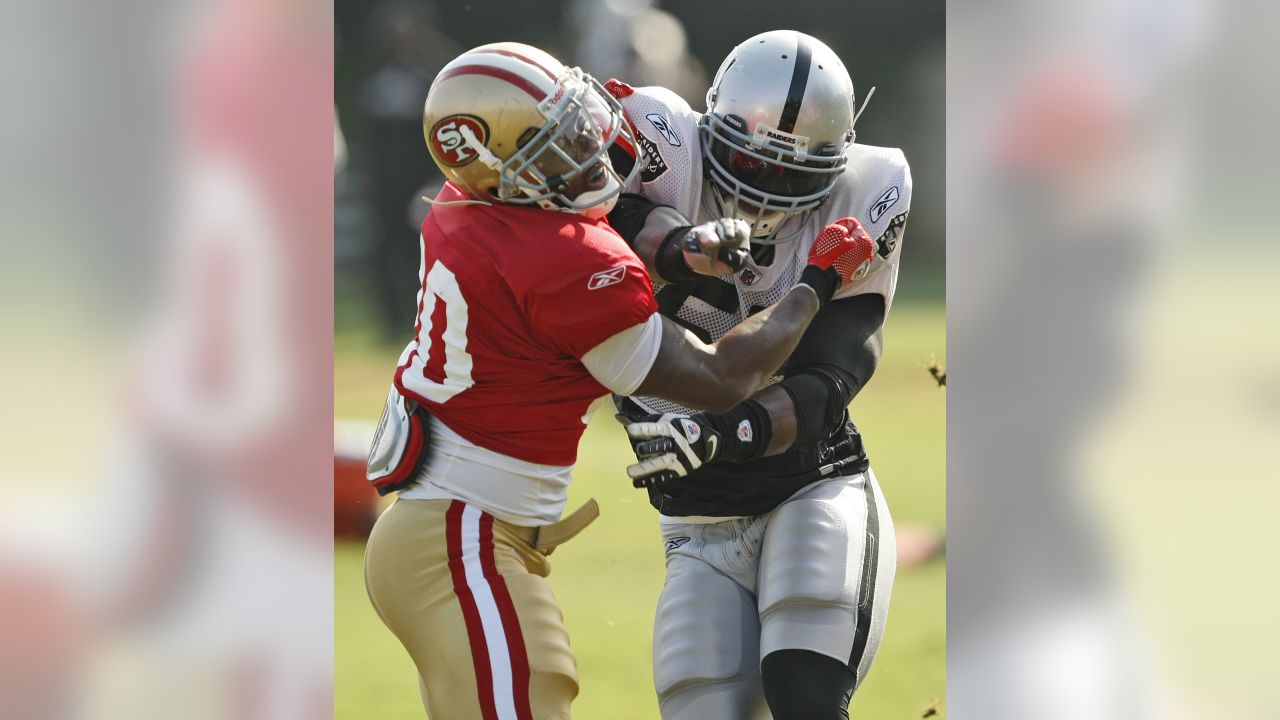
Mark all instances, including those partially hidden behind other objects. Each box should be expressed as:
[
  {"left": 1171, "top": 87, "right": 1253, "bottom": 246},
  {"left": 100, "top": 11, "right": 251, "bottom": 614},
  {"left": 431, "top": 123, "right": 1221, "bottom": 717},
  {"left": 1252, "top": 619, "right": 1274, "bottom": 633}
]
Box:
[{"left": 423, "top": 42, "right": 640, "bottom": 217}]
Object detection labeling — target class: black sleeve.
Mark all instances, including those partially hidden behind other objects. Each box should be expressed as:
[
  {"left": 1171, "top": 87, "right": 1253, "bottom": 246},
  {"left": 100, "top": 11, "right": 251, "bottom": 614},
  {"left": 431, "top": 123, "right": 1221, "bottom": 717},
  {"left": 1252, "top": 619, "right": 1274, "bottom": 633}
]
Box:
[
  {"left": 605, "top": 192, "right": 673, "bottom": 248},
  {"left": 776, "top": 293, "right": 886, "bottom": 446}
]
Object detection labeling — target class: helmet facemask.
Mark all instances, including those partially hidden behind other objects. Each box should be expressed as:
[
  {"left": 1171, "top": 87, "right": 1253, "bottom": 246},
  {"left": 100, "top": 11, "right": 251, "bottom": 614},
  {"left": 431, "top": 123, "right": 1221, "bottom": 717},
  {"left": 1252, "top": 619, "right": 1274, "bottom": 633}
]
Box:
[
  {"left": 495, "top": 68, "right": 641, "bottom": 218},
  {"left": 700, "top": 112, "right": 849, "bottom": 244}
]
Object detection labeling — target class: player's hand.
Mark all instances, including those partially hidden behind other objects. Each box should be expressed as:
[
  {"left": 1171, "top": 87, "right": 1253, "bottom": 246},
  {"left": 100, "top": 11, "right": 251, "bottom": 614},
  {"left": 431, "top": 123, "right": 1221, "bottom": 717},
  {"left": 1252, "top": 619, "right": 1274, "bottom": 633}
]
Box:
[
  {"left": 682, "top": 218, "right": 750, "bottom": 276},
  {"left": 622, "top": 413, "right": 722, "bottom": 488},
  {"left": 806, "top": 217, "right": 876, "bottom": 285},
  {"left": 799, "top": 217, "right": 876, "bottom": 303}
]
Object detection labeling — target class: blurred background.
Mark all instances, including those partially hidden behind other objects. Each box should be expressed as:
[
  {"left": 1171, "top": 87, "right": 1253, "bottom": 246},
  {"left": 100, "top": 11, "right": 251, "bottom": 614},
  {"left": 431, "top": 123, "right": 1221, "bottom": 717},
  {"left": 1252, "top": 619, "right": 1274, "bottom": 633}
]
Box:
[
  {"left": 333, "top": 0, "right": 945, "bottom": 718},
  {"left": 0, "top": 0, "right": 334, "bottom": 718},
  {"left": 948, "top": 0, "right": 1280, "bottom": 718},
  {"left": 15, "top": 0, "right": 1274, "bottom": 717}
]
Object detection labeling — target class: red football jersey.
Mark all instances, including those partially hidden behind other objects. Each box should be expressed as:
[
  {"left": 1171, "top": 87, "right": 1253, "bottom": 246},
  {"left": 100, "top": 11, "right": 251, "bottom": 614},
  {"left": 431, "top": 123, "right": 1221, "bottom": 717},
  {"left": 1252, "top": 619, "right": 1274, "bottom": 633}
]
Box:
[{"left": 393, "top": 182, "right": 658, "bottom": 466}]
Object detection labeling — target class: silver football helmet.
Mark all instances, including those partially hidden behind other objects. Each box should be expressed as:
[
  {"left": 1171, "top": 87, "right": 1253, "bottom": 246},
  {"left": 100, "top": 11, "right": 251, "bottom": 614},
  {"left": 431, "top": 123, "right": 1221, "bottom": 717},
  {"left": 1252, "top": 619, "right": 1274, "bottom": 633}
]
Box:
[{"left": 701, "top": 31, "right": 868, "bottom": 244}]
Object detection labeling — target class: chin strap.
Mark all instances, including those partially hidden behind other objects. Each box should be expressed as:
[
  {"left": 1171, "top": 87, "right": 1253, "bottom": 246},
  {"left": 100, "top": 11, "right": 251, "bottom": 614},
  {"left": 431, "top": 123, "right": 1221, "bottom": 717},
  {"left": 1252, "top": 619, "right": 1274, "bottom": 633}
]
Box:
[
  {"left": 421, "top": 194, "right": 493, "bottom": 208},
  {"left": 411, "top": 125, "right": 501, "bottom": 208},
  {"left": 704, "top": 181, "right": 804, "bottom": 244},
  {"left": 460, "top": 125, "right": 504, "bottom": 172}
]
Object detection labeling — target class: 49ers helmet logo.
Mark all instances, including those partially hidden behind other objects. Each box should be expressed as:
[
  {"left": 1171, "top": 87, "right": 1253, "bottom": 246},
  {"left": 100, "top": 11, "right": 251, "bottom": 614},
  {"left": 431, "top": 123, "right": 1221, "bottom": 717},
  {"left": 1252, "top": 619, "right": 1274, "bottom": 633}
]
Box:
[{"left": 429, "top": 114, "right": 490, "bottom": 167}]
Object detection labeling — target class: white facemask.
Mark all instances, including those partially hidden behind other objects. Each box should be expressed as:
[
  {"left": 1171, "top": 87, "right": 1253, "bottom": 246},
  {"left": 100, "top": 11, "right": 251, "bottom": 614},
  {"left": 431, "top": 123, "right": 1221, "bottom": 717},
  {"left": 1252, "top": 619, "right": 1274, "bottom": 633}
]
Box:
[{"left": 736, "top": 207, "right": 787, "bottom": 238}]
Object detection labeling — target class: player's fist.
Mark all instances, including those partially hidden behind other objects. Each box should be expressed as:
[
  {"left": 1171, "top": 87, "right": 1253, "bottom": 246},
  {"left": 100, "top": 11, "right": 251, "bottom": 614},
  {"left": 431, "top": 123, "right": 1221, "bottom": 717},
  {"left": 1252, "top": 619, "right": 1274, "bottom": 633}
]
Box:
[
  {"left": 807, "top": 217, "right": 875, "bottom": 283},
  {"left": 799, "top": 217, "right": 876, "bottom": 304},
  {"left": 622, "top": 413, "right": 722, "bottom": 488},
  {"left": 682, "top": 218, "right": 750, "bottom": 276}
]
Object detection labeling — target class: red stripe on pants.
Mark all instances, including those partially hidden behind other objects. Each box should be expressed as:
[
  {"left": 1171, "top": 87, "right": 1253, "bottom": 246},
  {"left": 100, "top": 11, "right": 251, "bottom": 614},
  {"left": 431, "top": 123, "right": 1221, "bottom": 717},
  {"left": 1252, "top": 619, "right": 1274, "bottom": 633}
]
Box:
[
  {"left": 479, "top": 514, "right": 534, "bottom": 720},
  {"left": 446, "top": 501, "right": 499, "bottom": 720}
]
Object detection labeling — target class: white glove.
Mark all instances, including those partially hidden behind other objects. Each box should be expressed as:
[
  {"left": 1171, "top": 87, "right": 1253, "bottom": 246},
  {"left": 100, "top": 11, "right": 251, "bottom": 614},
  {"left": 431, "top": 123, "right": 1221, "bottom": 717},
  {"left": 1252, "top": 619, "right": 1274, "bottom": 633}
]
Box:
[{"left": 623, "top": 413, "right": 722, "bottom": 488}]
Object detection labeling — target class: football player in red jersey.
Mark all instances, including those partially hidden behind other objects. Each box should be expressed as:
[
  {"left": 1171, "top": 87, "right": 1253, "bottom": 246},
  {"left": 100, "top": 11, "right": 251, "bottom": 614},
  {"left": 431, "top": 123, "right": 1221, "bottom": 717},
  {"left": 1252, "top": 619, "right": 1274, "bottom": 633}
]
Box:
[{"left": 361, "top": 42, "right": 875, "bottom": 720}]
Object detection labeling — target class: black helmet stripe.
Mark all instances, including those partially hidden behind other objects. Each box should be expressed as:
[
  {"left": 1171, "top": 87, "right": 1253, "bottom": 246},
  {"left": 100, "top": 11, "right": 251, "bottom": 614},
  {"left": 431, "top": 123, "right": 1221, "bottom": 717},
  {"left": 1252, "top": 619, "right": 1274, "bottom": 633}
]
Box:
[{"left": 777, "top": 32, "right": 813, "bottom": 133}]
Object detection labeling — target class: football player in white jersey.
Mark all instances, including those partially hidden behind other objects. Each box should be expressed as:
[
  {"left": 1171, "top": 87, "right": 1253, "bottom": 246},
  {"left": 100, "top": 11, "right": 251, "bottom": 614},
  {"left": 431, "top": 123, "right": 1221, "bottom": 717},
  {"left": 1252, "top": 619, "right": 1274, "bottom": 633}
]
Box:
[{"left": 604, "top": 30, "right": 912, "bottom": 719}]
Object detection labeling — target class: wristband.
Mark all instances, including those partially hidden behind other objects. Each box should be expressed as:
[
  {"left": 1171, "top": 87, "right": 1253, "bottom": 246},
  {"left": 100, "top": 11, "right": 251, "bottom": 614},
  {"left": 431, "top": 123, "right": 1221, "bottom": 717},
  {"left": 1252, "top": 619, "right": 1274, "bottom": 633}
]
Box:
[
  {"left": 654, "top": 225, "right": 697, "bottom": 284},
  {"left": 798, "top": 264, "right": 838, "bottom": 307},
  {"left": 697, "top": 398, "right": 773, "bottom": 464}
]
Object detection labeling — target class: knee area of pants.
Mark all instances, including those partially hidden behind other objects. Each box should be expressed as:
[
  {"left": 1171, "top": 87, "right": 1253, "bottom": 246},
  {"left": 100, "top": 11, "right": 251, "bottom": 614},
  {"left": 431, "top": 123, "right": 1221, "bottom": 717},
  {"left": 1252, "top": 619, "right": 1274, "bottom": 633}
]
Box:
[
  {"left": 653, "top": 570, "right": 759, "bottom": 694},
  {"left": 657, "top": 673, "right": 765, "bottom": 720},
  {"left": 758, "top": 594, "right": 855, "bottom": 626},
  {"left": 653, "top": 622, "right": 758, "bottom": 694},
  {"left": 653, "top": 643, "right": 756, "bottom": 698}
]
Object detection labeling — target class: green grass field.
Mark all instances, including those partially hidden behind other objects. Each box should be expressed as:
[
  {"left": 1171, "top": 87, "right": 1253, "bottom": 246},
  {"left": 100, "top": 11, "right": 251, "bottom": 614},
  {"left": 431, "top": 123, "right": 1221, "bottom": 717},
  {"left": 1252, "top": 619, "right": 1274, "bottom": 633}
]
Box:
[{"left": 335, "top": 300, "right": 946, "bottom": 719}]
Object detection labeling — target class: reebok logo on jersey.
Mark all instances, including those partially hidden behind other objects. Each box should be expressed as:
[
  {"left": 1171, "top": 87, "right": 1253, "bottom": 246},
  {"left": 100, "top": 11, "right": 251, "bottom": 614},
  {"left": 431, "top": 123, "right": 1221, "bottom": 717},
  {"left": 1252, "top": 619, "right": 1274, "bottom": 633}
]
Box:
[
  {"left": 587, "top": 266, "right": 627, "bottom": 290},
  {"left": 665, "top": 536, "right": 691, "bottom": 552},
  {"left": 646, "top": 113, "right": 682, "bottom": 146},
  {"left": 869, "top": 186, "right": 900, "bottom": 223},
  {"left": 737, "top": 420, "right": 753, "bottom": 442}
]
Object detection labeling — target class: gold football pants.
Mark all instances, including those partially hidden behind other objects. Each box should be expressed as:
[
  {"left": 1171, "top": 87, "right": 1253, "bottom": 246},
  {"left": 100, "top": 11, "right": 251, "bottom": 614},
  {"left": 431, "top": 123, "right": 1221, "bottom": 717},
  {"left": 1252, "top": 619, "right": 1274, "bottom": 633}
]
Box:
[{"left": 365, "top": 498, "right": 594, "bottom": 720}]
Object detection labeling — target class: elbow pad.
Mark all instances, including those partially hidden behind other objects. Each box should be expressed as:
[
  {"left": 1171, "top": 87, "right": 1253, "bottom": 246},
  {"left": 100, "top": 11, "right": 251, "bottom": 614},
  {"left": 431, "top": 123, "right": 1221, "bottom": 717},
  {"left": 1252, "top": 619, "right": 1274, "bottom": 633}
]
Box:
[
  {"left": 653, "top": 224, "right": 698, "bottom": 284},
  {"left": 777, "top": 367, "right": 855, "bottom": 447}
]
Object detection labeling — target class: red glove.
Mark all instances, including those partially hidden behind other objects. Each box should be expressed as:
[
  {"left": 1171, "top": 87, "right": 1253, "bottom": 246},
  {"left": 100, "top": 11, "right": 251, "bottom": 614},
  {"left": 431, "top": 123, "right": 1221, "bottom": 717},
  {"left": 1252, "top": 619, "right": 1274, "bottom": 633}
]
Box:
[{"left": 799, "top": 217, "right": 877, "bottom": 304}]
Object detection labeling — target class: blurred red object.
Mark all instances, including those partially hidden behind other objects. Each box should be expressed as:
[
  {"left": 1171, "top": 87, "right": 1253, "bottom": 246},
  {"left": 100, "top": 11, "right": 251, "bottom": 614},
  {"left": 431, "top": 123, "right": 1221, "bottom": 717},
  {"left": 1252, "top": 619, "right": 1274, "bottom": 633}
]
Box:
[
  {"left": 993, "top": 60, "right": 1126, "bottom": 179},
  {"left": 335, "top": 422, "right": 379, "bottom": 539},
  {"left": 0, "top": 564, "right": 84, "bottom": 718},
  {"left": 334, "top": 451, "right": 378, "bottom": 539}
]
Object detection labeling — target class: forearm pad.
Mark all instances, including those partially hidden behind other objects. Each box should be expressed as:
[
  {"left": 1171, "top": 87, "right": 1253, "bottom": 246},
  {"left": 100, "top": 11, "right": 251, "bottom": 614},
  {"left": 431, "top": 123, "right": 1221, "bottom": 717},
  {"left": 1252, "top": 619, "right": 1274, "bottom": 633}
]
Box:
[
  {"left": 697, "top": 398, "right": 773, "bottom": 464},
  {"left": 654, "top": 224, "right": 698, "bottom": 284},
  {"left": 776, "top": 367, "right": 855, "bottom": 447}
]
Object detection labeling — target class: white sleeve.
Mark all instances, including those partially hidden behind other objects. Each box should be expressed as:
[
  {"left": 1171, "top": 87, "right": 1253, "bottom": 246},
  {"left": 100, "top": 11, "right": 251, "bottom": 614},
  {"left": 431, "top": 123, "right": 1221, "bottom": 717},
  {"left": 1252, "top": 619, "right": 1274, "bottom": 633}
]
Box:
[
  {"left": 580, "top": 312, "right": 663, "bottom": 396},
  {"left": 618, "top": 87, "right": 703, "bottom": 216},
  {"left": 831, "top": 147, "right": 912, "bottom": 310}
]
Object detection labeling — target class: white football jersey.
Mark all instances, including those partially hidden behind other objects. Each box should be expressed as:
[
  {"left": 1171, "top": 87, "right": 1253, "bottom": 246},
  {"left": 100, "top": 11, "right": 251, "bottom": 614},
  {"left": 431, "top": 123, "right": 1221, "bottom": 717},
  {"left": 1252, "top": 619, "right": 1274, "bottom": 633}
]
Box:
[{"left": 615, "top": 84, "right": 913, "bottom": 417}]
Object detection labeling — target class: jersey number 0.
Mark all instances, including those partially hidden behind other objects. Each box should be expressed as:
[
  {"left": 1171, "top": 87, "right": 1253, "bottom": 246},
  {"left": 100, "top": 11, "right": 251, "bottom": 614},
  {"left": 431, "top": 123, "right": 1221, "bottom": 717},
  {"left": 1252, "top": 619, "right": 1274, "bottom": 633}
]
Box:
[{"left": 400, "top": 260, "right": 475, "bottom": 404}]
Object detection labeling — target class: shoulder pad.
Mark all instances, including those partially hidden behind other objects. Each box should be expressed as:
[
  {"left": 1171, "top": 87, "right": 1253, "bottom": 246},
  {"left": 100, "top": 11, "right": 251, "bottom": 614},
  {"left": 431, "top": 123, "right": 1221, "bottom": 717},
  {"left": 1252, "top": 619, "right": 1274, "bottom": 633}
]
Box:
[
  {"left": 836, "top": 145, "right": 912, "bottom": 220},
  {"left": 845, "top": 144, "right": 910, "bottom": 183},
  {"left": 629, "top": 85, "right": 699, "bottom": 120},
  {"left": 612, "top": 87, "right": 702, "bottom": 204}
]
